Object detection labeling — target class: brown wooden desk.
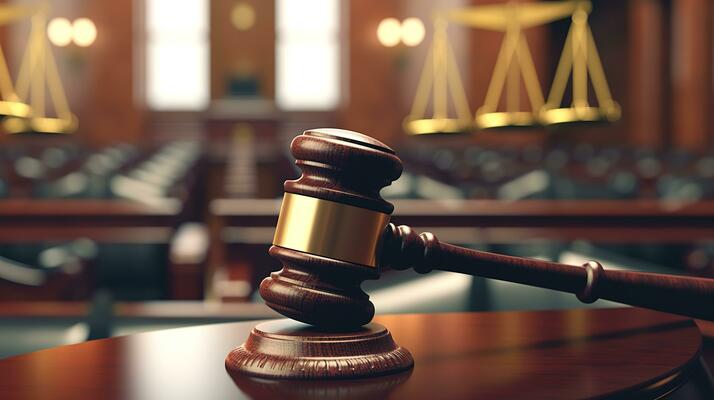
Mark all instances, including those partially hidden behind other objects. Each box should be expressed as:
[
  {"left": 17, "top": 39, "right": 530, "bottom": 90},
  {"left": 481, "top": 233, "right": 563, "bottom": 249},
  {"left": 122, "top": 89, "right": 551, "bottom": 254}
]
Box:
[{"left": 0, "top": 308, "right": 711, "bottom": 399}]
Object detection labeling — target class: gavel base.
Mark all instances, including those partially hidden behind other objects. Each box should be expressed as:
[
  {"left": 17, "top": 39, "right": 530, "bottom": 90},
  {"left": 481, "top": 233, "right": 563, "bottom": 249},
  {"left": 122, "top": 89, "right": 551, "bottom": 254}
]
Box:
[{"left": 225, "top": 319, "right": 413, "bottom": 379}]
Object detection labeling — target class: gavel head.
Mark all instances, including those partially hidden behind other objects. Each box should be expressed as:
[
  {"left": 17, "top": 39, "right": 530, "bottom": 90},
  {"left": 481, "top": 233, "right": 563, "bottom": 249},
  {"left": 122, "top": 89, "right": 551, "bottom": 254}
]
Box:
[{"left": 260, "top": 128, "right": 403, "bottom": 330}]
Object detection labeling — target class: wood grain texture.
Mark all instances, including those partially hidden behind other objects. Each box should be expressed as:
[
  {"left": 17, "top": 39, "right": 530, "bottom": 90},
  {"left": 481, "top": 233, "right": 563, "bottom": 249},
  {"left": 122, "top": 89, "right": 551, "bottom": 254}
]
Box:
[
  {"left": 283, "top": 128, "right": 402, "bottom": 213},
  {"left": 259, "top": 128, "right": 401, "bottom": 329},
  {"left": 628, "top": 0, "right": 667, "bottom": 149},
  {"left": 225, "top": 320, "right": 413, "bottom": 379},
  {"left": 383, "top": 223, "right": 714, "bottom": 322},
  {"left": 229, "top": 369, "right": 413, "bottom": 400},
  {"left": 260, "top": 245, "right": 377, "bottom": 329},
  {"left": 671, "top": 0, "right": 713, "bottom": 151},
  {"left": 0, "top": 308, "right": 707, "bottom": 399}
]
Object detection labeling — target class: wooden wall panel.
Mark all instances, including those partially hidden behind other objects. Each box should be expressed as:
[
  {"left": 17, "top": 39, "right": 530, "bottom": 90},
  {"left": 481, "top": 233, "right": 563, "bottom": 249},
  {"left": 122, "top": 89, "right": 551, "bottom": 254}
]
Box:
[
  {"left": 671, "top": 0, "right": 712, "bottom": 151},
  {"left": 628, "top": 0, "right": 667, "bottom": 149},
  {"left": 336, "top": 0, "right": 404, "bottom": 147}
]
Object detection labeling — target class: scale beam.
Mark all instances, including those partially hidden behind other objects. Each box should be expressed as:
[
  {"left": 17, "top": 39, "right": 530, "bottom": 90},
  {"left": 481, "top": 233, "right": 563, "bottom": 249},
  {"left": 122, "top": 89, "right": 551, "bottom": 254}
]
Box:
[
  {"left": 442, "top": 1, "right": 587, "bottom": 31},
  {"left": 0, "top": 4, "right": 43, "bottom": 26}
]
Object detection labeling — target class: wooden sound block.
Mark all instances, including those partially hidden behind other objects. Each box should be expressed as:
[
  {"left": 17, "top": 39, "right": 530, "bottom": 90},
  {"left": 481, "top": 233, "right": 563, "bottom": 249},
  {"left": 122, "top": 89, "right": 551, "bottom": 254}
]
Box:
[
  {"left": 224, "top": 319, "right": 413, "bottom": 379},
  {"left": 228, "top": 369, "right": 413, "bottom": 399}
]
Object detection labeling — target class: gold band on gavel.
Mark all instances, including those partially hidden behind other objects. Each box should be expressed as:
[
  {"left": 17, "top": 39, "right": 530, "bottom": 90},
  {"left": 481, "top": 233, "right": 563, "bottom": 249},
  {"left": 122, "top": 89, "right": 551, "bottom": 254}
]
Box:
[{"left": 272, "top": 193, "right": 390, "bottom": 267}]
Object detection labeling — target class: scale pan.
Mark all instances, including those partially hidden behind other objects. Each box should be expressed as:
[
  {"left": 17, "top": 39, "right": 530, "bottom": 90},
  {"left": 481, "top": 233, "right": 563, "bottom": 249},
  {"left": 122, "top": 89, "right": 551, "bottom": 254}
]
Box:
[
  {"left": 3, "top": 114, "right": 77, "bottom": 134},
  {"left": 475, "top": 111, "right": 540, "bottom": 130},
  {"left": 404, "top": 118, "right": 472, "bottom": 135},
  {"left": 0, "top": 101, "right": 31, "bottom": 119},
  {"left": 540, "top": 104, "right": 620, "bottom": 127}
]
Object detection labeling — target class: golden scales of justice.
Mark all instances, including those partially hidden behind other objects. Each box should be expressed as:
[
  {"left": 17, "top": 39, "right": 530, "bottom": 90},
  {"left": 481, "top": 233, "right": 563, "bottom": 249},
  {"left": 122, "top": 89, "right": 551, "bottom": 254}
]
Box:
[
  {"left": 0, "top": 2, "right": 77, "bottom": 134},
  {"left": 404, "top": 0, "right": 621, "bottom": 135}
]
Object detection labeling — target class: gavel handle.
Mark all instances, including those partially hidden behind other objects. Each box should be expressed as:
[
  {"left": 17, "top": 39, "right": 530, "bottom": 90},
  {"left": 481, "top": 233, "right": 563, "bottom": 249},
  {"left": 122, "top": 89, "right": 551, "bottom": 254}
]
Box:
[{"left": 383, "top": 224, "right": 714, "bottom": 321}]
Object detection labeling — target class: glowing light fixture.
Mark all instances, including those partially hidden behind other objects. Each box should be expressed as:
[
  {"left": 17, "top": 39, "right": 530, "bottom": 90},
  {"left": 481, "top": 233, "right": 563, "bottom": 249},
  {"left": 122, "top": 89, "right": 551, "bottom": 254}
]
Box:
[
  {"left": 377, "top": 18, "right": 401, "bottom": 47},
  {"left": 401, "top": 17, "right": 425, "bottom": 47},
  {"left": 231, "top": 2, "right": 256, "bottom": 31},
  {"left": 72, "top": 18, "right": 97, "bottom": 47},
  {"left": 47, "top": 18, "right": 72, "bottom": 47}
]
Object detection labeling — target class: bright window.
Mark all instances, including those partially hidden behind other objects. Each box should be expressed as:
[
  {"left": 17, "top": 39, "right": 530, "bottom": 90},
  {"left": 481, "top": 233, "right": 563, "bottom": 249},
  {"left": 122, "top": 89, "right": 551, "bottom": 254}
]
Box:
[
  {"left": 276, "top": 0, "right": 341, "bottom": 111},
  {"left": 145, "top": 0, "right": 209, "bottom": 110}
]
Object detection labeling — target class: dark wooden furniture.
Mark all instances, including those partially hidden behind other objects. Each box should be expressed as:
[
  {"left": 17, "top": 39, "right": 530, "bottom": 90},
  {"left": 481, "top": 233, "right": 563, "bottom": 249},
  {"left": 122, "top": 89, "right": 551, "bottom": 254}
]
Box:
[
  {"left": 1, "top": 308, "right": 711, "bottom": 399},
  {"left": 0, "top": 199, "right": 209, "bottom": 300},
  {"left": 0, "top": 253, "right": 92, "bottom": 301}
]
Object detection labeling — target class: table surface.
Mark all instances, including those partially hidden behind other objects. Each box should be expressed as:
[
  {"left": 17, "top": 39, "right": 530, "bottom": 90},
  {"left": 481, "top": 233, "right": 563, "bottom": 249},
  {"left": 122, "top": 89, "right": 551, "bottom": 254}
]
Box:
[{"left": 0, "top": 308, "right": 703, "bottom": 400}]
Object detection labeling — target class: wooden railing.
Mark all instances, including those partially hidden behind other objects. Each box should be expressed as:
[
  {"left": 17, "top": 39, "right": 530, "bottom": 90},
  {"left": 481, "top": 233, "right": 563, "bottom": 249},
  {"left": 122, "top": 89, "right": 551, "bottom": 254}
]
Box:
[{"left": 211, "top": 198, "right": 714, "bottom": 243}]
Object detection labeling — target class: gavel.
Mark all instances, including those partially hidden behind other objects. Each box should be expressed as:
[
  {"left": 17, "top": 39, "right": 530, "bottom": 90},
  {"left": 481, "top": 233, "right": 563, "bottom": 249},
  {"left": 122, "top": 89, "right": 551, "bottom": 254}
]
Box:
[{"left": 261, "top": 128, "right": 714, "bottom": 330}]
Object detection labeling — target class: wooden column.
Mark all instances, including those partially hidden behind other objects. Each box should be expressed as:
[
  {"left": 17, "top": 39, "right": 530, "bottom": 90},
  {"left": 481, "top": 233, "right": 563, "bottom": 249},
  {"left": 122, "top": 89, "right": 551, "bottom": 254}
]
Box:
[
  {"left": 628, "top": 0, "right": 666, "bottom": 149},
  {"left": 75, "top": 1, "right": 147, "bottom": 146},
  {"left": 671, "top": 0, "right": 712, "bottom": 151}
]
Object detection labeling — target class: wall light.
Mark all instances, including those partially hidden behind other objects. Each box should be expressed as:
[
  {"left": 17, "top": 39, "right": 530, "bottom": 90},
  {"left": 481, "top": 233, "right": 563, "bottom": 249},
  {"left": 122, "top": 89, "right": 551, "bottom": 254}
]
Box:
[
  {"left": 231, "top": 2, "right": 256, "bottom": 31},
  {"left": 72, "top": 18, "right": 97, "bottom": 47},
  {"left": 377, "top": 17, "right": 425, "bottom": 48},
  {"left": 377, "top": 18, "right": 401, "bottom": 47},
  {"left": 401, "top": 17, "right": 425, "bottom": 47},
  {"left": 47, "top": 18, "right": 73, "bottom": 47}
]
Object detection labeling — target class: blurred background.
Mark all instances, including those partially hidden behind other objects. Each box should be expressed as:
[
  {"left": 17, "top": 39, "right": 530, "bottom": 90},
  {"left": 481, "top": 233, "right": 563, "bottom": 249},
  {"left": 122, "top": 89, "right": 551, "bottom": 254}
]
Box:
[{"left": 1, "top": 0, "right": 714, "bottom": 359}]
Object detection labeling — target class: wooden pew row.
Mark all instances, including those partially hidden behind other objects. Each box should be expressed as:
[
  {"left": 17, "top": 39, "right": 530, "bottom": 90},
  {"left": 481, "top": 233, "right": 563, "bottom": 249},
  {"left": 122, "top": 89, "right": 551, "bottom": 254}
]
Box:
[
  {"left": 0, "top": 140, "right": 206, "bottom": 302},
  {"left": 0, "top": 244, "right": 94, "bottom": 301},
  {"left": 398, "top": 144, "right": 714, "bottom": 202}
]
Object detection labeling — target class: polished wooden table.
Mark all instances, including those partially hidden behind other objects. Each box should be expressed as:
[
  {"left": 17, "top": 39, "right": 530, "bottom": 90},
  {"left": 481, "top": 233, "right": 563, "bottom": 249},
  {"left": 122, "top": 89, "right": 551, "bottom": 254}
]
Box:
[{"left": 1, "top": 308, "right": 711, "bottom": 399}]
